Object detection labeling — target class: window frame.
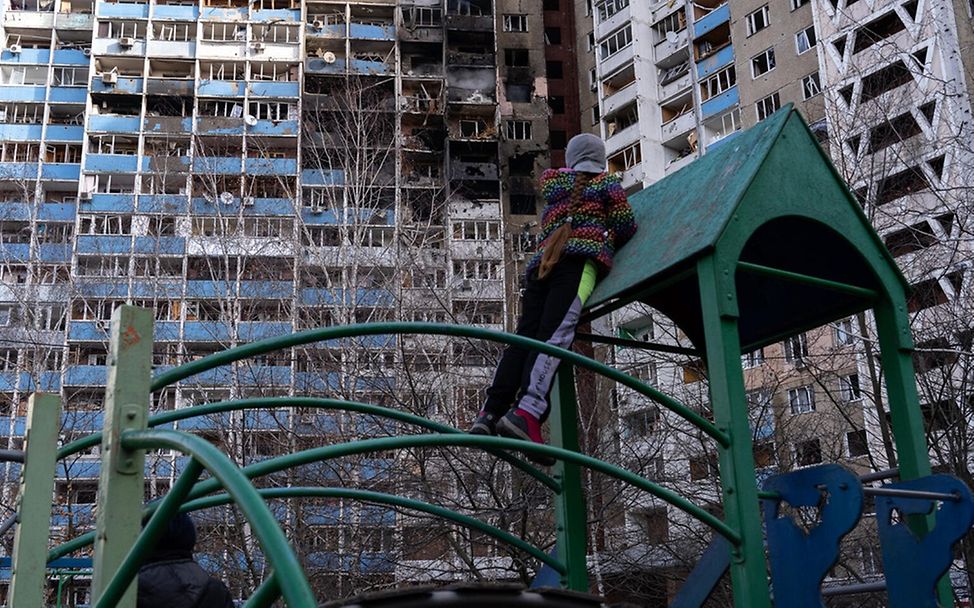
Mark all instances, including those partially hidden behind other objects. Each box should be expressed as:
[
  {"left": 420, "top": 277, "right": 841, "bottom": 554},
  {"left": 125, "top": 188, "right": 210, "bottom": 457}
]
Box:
[
  {"left": 745, "top": 5, "right": 770, "bottom": 37},
  {"left": 796, "top": 25, "right": 817, "bottom": 54},
  {"left": 750, "top": 47, "right": 776, "bottom": 78}
]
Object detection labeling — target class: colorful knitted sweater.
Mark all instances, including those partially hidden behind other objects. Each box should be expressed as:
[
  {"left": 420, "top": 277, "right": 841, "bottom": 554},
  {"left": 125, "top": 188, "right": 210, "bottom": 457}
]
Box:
[{"left": 526, "top": 168, "right": 638, "bottom": 278}]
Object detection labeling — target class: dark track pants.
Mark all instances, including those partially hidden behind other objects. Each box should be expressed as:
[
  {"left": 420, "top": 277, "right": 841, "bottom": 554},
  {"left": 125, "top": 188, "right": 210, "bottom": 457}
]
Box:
[{"left": 483, "top": 257, "right": 597, "bottom": 422}]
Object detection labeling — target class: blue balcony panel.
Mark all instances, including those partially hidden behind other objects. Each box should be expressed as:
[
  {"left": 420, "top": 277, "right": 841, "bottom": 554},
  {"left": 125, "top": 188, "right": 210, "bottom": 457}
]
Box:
[
  {"left": 19, "top": 371, "right": 61, "bottom": 392},
  {"left": 349, "top": 59, "right": 391, "bottom": 75},
  {"left": 89, "top": 115, "right": 141, "bottom": 133},
  {"left": 197, "top": 119, "right": 244, "bottom": 136},
  {"left": 251, "top": 8, "right": 300, "bottom": 21},
  {"left": 131, "top": 280, "right": 182, "bottom": 299},
  {"left": 0, "top": 163, "right": 37, "bottom": 180},
  {"left": 237, "top": 365, "right": 291, "bottom": 386},
  {"left": 301, "top": 208, "right": 340, "bottom": 224},
  {"left": 44, "top": 125, "right": 84, "bottom": 141},
  {"left": 245, "top": 157, "right": 297, "bottom": 175},
  {"left": 0, "top": 86, "right": 45, "bottom": 103},
  {"left": 359, "top": 463, "right": 396, "bottom": 487},
  {"left": 176, "top": 415, "right": 225, "bottom": 431},
  {"left": 185, "top": 280, "right": 235, "bottom": 298},
  {"left": 90, "top": 77, "right": 144, "bottom": 95},
  {"left": 97, "top": 1, "right": 149, "bottom": 18},
  {"left": 0, "top": 203, "right": 30, "bottom": 220},
  {"left": 696, "top": 44, "right": 735, "bottom": 79},
  {"left": 64, "top": 365, "right": 107, "bottom": 386},
  {"left": 358, "top": 553, "right": 395, "bottom": 573},
  {"left": 69, "top": 320, "right": 108, "bottom": 341},
  {"left": 1, "top": 48, "right": 50, "bottom": 63},
  {"left": 180, "top": 365, "right": 234, "bottom": 386},
  {"left": 251, "top": 198, "right": 294, "bottom": 215},
  {"left": 238, "top": 322, "right": 293, "bottom": 342},
  {"left": 40, "top": 163, "right": 80, "bottom": 181},
  {"left": 239, "top": 281, "right": 293, "bottom": 299},
  {"left": 144, "top": 116, "right": 193, "bottom": 133},
  {"left": 58, "top": 459, "right": 100, "bottom": 478},
  {"left": 305, "top": 552, "right": 342, "bottom": 570},
  {"left": 693, "top": 3, "right": 730, "bottom": 39},
  {"left": 197, "top": 80, "right": 244, "bottom": 97},
  {"left": 294, "top": 412, "right": 340, "bottom": 435},
  {"left": 355, "top": 375, "right": 395, "bottom": 391},
  {"left": 142, "top": 156, "right": 189, "bottom": 173},
  {"left": 354, "top": 288, "right": 394, "bottom": 307},
  {"left": 77, "top": 234, "right": 131, "bottom": 254},
  {"left": 346, "top": 207, "right": 394, "bottom": 225},
  {"left": 84, "top": 193, "right": 135, "bottom": 213},
  {"left": 62, "top": 411, "right": 104, "bottom": 433},
  {"left": 0, "top": 124, "right": 43, "bottom": 140},
  {"left": 57, "top": 12, "right": 94, "bottom": 30},
  {"left": 38, "top": 203, "right": 76, "bottom": 221},
  {"left": 183, "top": 321, "right": 232, "bottom": 343},
  {"left": 247, "top": 81, "right": 300, "bottom": 98},
  {"left": 302, "top": 169, "right": 345, "bottom": 186},
  {"left": 0, "top": 243, "right": 29, "bottom": 262},
  {"left": 307, "top": 23, "right": 346, "bottom": 37},
  {"left": 37, "top": 243, "right": 71, "bottom": 262},
  {"left": 349, "top": 23, "right": 396, "bottom": 40},
  {"left": 706, "top": 128, "right": 744, "bottom": 151},
  {"left": 134, "top": 235, "right": 185, "bottom": 255},
  {"left": 249, "top": 120, "right": 298, "bottom": 136},
  {"left": 150, "top": 456, "right": 192, "bottom": 477},
  {"left": 86, "top": 153, "right": 139, "bottom": 173},
  {"left": 52, "top": 49, "right": 90, "bottom": 65},
  {"left": 51, "top": 505, "right": 95, "bottom": 527},
  {"left": 153, "top": 321, "right": 180, "bottom": 341},
  {"left": 200, "top": 6, "right": 248, "bottom": 19},
  {"left": 138, "top": 195, "right": 189, "bottom": 214},
  {"left": 306, "top": 58, "right": 347, "bottom": 74},
  {"left": 193, "top": 157, "right": 242, "bottom": 174},
  {"left": 48, "top": 87, "right": 87, "bottom": 103},
  {"left": 294, "top": 371, "right": 342, "bottom": 393},
  {"left": 299, "top": 288, "right": 343, "bottom": 305},
  {"left": 243, "top": 409, "right": 290, "bottom": 430},
  {"left": 153, "top": 3, "right": 199, "bottom": 19},
  {"left": 0, "top": 415, "right": 25, "bottom": 435},
  {"left": 76, "top": 281, "right": 128, "bottom": 298},
  {"left": 700, "top": 86, "right": 739, "bottom": 118}
]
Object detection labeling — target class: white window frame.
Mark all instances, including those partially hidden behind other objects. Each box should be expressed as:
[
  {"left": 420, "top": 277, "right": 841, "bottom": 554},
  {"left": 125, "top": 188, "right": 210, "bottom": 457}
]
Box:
[
  {"left": 755, "top": 92, "right": 780, "bottom": 121},
  {"left": 745, "top": 5, "right": 770, "bottom": 37},
  {"left": 502, "top": 14, "right": 528, "bottom": 32},
  {"left": 702, "top": 65, "right": 736, "bottom": 100},
  {"left": 783, "top": 332, "right": 808, "bottom": 364},
  {"left": 840, "top": 374, "right": 862, "bottom": 402},
  {"left": 596, "top": 0, "right": 629, "bottom": 23},
  {"left": 505, "top": 120, "right": 532, "bottom": 140},
  {"left": 750, "top": 47, "right": 776, "bottom": 77},
  {"left": 802, "top": 72, "right": 821, "bottom": 99},
  {"left": 791, "top": 0, "right": 809, "bottom": 9},
  {"left": 741, "top": 348, "right": 764, "bottom": 369},
  {"left": 796, "top": 25, "right": 817, "bottom": 54},
  {"left": 599, "top": 25, "right": 632, "bottom": 60},
  {"left": 788, "top": 385, "right": 815, "bottom": 414},
  {"left": 834, "top": 318, "right": 855, "bottom": 345}
]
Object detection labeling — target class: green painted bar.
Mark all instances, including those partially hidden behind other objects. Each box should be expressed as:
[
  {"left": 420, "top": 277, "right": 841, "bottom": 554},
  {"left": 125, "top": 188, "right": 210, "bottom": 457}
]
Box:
[
  {"left": 550, "top": 367, "right": 589, "bottom": 591},
  {"left": 91, "top": 306, "right": 154, "bottom": 608},
  {"left": 9, "top": 393, "right": 61, "bottom": 608},
  {"left": 737, "top": 261, "right": 879, "bottom": 300},
  {"left": 243, "top": 573, "right": 280, "bottom": 608}
]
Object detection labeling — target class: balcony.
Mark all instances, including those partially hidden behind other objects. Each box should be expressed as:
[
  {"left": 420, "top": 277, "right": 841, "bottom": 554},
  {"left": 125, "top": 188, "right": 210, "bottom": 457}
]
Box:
[
  {"left": 52, "top": 49, "right": 90, "bottom": 65},
  {"left": 450, "top": 161, "right": 499, "bottom": 181},
  {"left": 84, "top": 153, "right": 137, "bottom": 173},
  {"left": 200, "top": 6, "right": 248, "bottom": 20},
  {"left": 97, "top": 1, "right": 148, "bottom": 18},
  {"left": 252, "top": 8, "right": 300, "bottom": 22},
  {"left": 696, "top": 43, "right": 734, "bottom": 79},
  {"left": 198, "top": 79, "right": 245, "bottom": 97},
  {"left": 594, "top": 5, "right": 631, "bottom": 42},
  {"left": 54, "top": 12, "right": 93, "bottom": 31},
  {"left": 693, "top": 3, "right": 729, "bottom": 39},
  {"left": 143, "top": 116, "right": 193, "bottom": 134},
  {"left": 659, "top": 70, "right": 692, "bottom": 102},
  {"left": 603, "top": 81, "right": 637, "bottom": 117},
  {"left": 600, "top": 44, "right": 635, "bottom": 80},
  {"left": 133, "top": 236, "right": 185, "bottom": 255},
  {"left": 89, "top": 115, "right": 140, "bottom": 133},
  {"left": 40, "top": 162, "right": 80, "bottom": 181},
  {"left": 307, "top": 22, "right": 346, "bottom": 38},
  {"left": 444, "top": 14, "right": 493, "bottom": 31},
  {"left": 654, "top": 28, "right": 688, "bottom": 64},
  {"left": 349, "top": 23, "right": 395, "bottom": 40},
  {"left": 92, "top": 38, "right": 147, "bottom": 57},
  {"left": 77, "top": 235, "right": 130, "bottom": 255},
  {"left": 84, "top": 193, "right": 135, "bottom": 213},
  {"left": 2, "top": 48, "right": 50, "bottom": 63},
  {"left": 137, "top": 195, "right": 189, "bottom": 214},
  {"left": 660, "top": 109, "right": 696, "bottom": 142},
  {"left": 153, "top": 4, "right": 199, "bottom": 20},
  {"left": 0, "top": 124, "right": 43, "bottom": 140},
  {"left": 700, "top": 85, "right": 738, "bottom": 119},
  {"left": 0, "top": 86, "right": 45, "bottom": 103},
  {"left": 145, "top": 40, "right": 196, "bottom": 58},
  {"left": 48, "top": 87, "right": 87, "bottom": 102},
  {"left": 90, "top": 76, "right": 144, "bottom": 95},
  {"left": 245, "top": 157, "right": 298, "bottom": 175},
  {"left": 248, "top": 81, "right": 300, "bottom": 97},
  {"left": 605, "top": 124, "right": 640, "bottom": 156}
]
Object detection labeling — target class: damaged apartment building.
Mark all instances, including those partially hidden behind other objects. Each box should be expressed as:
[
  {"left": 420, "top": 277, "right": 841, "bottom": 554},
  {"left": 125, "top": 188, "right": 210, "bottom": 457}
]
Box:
[{"left": 0, "top": 0, "right": 582, "bottom": 600}]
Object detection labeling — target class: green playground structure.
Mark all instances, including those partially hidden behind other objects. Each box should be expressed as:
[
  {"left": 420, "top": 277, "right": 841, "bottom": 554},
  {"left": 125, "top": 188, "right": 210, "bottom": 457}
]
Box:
[{"left": 7, "top": 107, "right": 972, "bottom": 607}]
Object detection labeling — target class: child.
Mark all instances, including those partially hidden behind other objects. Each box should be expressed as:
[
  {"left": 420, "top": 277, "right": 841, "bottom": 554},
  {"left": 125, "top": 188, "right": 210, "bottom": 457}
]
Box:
[{"left": 469, "top": 133, "right": 637, "bottom": 463}]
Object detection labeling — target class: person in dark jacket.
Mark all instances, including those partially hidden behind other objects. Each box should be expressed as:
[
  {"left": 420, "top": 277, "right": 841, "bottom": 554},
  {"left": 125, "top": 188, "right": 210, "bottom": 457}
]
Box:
[{"left": 138, "top": 512, "right": 234, "bottom": 608}]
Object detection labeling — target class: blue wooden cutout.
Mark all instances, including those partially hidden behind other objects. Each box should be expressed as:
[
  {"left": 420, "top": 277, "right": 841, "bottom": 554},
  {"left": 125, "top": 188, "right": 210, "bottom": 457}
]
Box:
[
  {"left": 670, "top": 534, "right": 731, "bottom": 608},
  {"left": 530, "top": 546, "right": 561, "bottom": 588},
  {"left": 762, "top": 464, "right": 863, "bottom": 607},
  {"left": 875, "top": 475, "right": 974, "bottom": 608}
]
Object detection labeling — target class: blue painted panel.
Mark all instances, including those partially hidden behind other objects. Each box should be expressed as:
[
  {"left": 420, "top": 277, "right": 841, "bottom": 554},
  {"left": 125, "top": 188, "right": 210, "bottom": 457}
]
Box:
[
  {"left": 239, "top": 281, "right": 293, "bottom": 299},
  {"left": 37, "top": 243, "right": 71, "bottom": 262},
  {"left": 62, "top": 411, "right": 103, "bottom": 432},
  {"left": 306, "top": 551, "right": 341, "bottom": 569},
  {"left": 349, "top": 23, "right": 396, "bottom": 40},
  {"left": 0, "top": 243, "right": 29, "bottom": 262},
  {"left": 249, "top": 120, "right": 298, "bottom": 136},
  {"left": 138, "top": 195, "right": 189, "bottom": 213},
  {"left": 251, "top": 198, "right": 293, "bottom": 215},
  {"left": 0, "top": 203, "right": 31, "bottom": 220},
  {"left": 701, "top": 86, "right": 739, "bottom": 118},
  {"left": 295, "top": 413, "right": 340, "bottom": 434},
  {"left": 238, "top": 322, "right": 293, "bottom": 342},
  {"left": 38, "top": 203, "right": 76, "bottom": 220},
  {"left": 252, "top": 8, "right": 300, "bottom": 21},
  {"left": 201, "top": 6, "right": 248, "bottom": 19},
  {"left": 294, "top": 371, "right": 342, "bottom": 393},
  {"left": 693, "top": 3, "right": 729, "bottom": 38},
  {"left": 197, "top": 80, "right": 244, "bottom": 97},
  {"left": 0, "top": 373, "right": 17, "bottom": 392},
  {"left": 355, "top": 376, "right": 395, "bottom": 391},
  {"left": 307, "top": 57, "right": 346, "bottom": 74},
  {"left": 69, "top": 321, "right": 108, "bottom": 341},
  {"left": 247, "top": 81, "right": 300, "bottom": 98},
  {"left": 97, "top": 2, "right": 149, "bottom": 18},
  {"left": 131, "top": 281, "right": 183, "bottom": 298},
  {"left": 19, "top": 371, "right": 60, "bottom": 392},
  {"left": 52, "top": 49, "right": 91, "bottom": 65},
  {"left": 58, "top": 459, "right": 100, "bottom": 478},
  {"left": 184, "top": 321, "right": 232, "bottom": 342},
  {"left": 143, "top": 117, "right": 193, "bottom": 133},
  {"left": 302, "top": 169, "right": 345, "bottom": 186},
  {"left": 77, "top": 235, "right": 131, "bottom": 254},
  {"left": 308, "top": 23, "right": 346, "bottom": 37},
  {"left": 76, "top": 281, "right": 128, "bottom": 298},
  {"left": 243, "top": 409, "right": 290, "bottom": 430},
  {"left": 64, "top": 365, "right": 108, "bottom": 386},
  {"left": 350, "top": 59, "right": 391, "bottom": 75},
  {"left": 237, "top": 365, "right": 291, "bottom": 386},
  {"left": 0, "top": 124, "right": 43, "bottom": 140},
  {"left": 185, "top": 280, "right": 235, "bottom": 298},
  {"left": 84, "top": 194, "right": 135, "bottom": 212},
  {"left": 193, "top": 157, "right": 242, "bottom": 174},
  {"left": 299, "top": 288, "right": 343, "bottom": 305},
  {"left": 355, "top": 288, "right": 394, "bottom": 307},
  {"left": 360, "top": 462, "right": 395, "bottom": 485},
  {"left": 154, "top": 321, "right": 180, "bottom": 341},
  {"left": 696, "top": 44, "right": 735, "bottom": 79},
  {"left": 134, "top": 236, "right": 185, "bottom": 255},
  {"left": 90, "top": 77, "right": 144, "bottom": 95},
  {"left": 0, "top": 416, "right": 24, "bottom": 435},
  {"left": 85, "top": 153, "right": 139, "bottom": 173},
  {"left": 44, "top": 125, "right": 84, "bottom": 141},
  {"left": 301, "top": 208, "right": 340, "bottom": 224},
  {"left": 153, "top": 3, "right": 199, "bottom": 19},
  {"left": 0, "top": 163, "right": 37, "bottom": 179},
  {"left": 0, "top": 87, "right": 45, "bottom": 102},
  {"left": 245, "top": 158, "right": 297, "bottom": 175},
  {"left": 40, "top": 163, "right": 81, "bottom": 180},
  {"left": 4, "top": 48, "right": 50, "bottom": 63},
  {"left": 181, "top": 366, "right": 233, "bottom": 386},
  {"left": 358, "top": 553, "right": 394, "bottom": 573},
  {"left": 48, "top": 87, "right": 87, "bottom": 103},
  {"left": 89, "top": 115, "right": 141, "bottom": 133},
  {"left": 177, "top": 415, "right": 225, "bottom": 431}
]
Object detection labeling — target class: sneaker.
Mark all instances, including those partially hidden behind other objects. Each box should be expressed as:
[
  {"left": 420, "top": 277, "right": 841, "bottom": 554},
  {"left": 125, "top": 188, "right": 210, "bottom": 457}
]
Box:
[
  {"left": 468, "top": 410, "right": 498, "bottom": 435},
  {"left": 497, "top": 410, "right": 555, "bottom": 466}
]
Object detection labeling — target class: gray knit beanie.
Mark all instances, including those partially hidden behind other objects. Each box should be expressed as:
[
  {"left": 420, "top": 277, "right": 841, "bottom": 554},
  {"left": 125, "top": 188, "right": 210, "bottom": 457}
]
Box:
[{"left": 565, "top": 133, "right": 607, "bottom": 173}]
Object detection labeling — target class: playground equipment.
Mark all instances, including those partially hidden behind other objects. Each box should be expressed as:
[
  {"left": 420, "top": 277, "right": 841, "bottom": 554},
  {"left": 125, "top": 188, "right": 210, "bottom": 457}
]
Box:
[{"left": 5, "top": 106, "right": 972, "bottom": 607}]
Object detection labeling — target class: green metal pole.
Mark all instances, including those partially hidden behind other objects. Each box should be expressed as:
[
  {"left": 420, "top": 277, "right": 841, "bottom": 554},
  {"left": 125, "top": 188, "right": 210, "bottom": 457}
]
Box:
[
  {"left": 873, "top": 296, "right": 952, "bottom": 605},
  {"left": 9, "top": 393, "right": 61, "bottom": 608},
  {"left": 697, "top": 256, "right": 771, "bottom": 608},
  {"left": 91, "top": 305, "right": 154, "bottom": 608},
  {"left": 549, "top": 365, "right": 588, "bottom": 591},
  {"left": 244, "top": 573, "right": 280, "bottom": 608}
]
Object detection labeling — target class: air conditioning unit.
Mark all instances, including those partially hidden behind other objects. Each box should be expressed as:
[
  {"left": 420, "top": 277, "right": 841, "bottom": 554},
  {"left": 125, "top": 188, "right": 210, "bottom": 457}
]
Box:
[
  {"left": 118, "top": 37, "right": 135, "bottom": 48},
  {"left": 101, "top": 71, "right": 118, "bottom": 85},
  {"left": 309, "top": 206, "right": 324, "bottom": 214},
  {"left": 7, "top": 44, "right": 21, "bottom": 54},
  {"left": 252, "top": 41, "right": 265, "bottom": 52},
  {"left": 242, "top": 196, "right": 255, "bottom": 207},
  {"left": 78, "top": 191, "right": 93, "bottom": 201},
  {"left": 312, "top": 20, "right": 324, "bottom": 29}
]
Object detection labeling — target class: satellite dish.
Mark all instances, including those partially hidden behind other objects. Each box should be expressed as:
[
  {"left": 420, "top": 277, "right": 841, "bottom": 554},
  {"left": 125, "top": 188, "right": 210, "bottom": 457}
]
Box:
[
  {"left": 219, "top": 191, "right": 234, "bottom": 204},
  {"left": 244, "top": 114, "right": 258, "bottom": 126},
  {"left": 323, "top": 51, "right": 337, "bottom": 64},
  {"left": 665, "top": 30, "right": 679, "bottom": 44}
]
